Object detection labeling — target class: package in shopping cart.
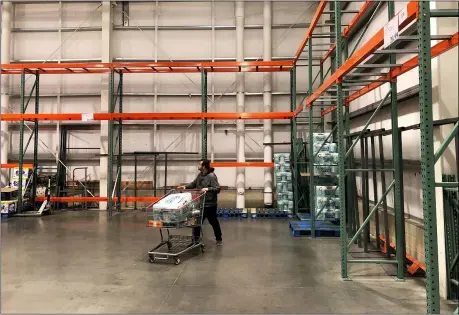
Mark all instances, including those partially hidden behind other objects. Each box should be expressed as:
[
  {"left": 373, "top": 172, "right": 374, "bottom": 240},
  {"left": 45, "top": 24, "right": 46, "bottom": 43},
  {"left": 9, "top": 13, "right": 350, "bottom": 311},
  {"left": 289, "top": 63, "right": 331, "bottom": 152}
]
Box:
[
  {"left": 152, "top": 192, "right": 192, "bottom": 210},
  {"left": 148, "top": 191, "right": 204, "bottom": 228}
]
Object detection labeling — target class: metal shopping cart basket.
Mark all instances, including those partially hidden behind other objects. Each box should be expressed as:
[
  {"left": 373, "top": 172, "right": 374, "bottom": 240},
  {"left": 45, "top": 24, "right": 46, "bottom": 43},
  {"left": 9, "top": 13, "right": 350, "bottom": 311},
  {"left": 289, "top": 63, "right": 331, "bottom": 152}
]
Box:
[{"left": 146, "top": 189, "right": 206, "bottom": 265}]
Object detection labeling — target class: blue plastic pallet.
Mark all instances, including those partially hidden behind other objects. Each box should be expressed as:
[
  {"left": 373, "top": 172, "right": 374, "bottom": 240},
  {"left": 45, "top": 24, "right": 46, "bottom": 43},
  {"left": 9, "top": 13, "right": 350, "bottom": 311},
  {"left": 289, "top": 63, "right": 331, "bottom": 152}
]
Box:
[
  {"left": 250, "top": 208, "right": 292, "bottom": 219},
  {"left": 217, "top": 208, "right": 245, "bottom": 219},
  {"left": 289, "top": 220, "right": 340, "bottom": 237}
]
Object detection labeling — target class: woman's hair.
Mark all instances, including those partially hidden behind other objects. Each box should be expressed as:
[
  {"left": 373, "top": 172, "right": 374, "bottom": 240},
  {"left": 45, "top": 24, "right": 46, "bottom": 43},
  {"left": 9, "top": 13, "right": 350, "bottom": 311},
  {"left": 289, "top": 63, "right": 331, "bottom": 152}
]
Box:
[{"left": 200, "top": 159, "right": 211, "bottom": 171}]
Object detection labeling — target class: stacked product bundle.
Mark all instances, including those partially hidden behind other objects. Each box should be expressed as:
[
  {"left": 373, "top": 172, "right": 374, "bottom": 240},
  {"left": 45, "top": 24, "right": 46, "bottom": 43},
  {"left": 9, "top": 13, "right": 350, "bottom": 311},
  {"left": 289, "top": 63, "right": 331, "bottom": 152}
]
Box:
[
  {"left": 312, "top": 133, "right": 340, "bottom": 221},
  {"left": 312, "top": 133, "right": 338, "bottom": 174},
  {"left": 274, "top": 153, "right": 293, "bottom": 214},
  {"left": 315, "top": 186, "right": 340, "bottom": 220}
]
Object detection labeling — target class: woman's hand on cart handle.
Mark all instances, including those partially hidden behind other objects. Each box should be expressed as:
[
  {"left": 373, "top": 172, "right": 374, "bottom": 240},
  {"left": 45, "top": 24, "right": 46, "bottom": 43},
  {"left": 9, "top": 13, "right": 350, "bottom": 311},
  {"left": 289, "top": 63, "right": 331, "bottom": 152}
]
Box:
[
  {"left": 201, "top": 188, "right": 209, "bottom": 192},
  {"left": 177, "top": 185, "right": 186, "bottom": 190}
]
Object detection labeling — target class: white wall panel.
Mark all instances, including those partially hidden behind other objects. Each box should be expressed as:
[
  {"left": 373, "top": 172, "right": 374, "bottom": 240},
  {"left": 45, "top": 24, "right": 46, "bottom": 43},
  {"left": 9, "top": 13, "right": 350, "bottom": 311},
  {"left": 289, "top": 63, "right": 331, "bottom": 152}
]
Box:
[
  {"left": 273, "top": 2, "right": 314, "bottom": 25},
  {"left": 13, "top": 32, "right": 59, "bottom": 61},
  {"left": 215, "top": 2, "right": 235, "bottom": 26},
  {"left": 113, "top": 31, "right": 155, "bottom": 59},
  {"left": 244, "top": 2, "right": 263, "bottom": 25},
  {"left": 62, "top": 31, "right": 102, "bottom": 60},
  {"left": 211, "top": 73, "right": 237, "bottom": 94},
  {"left": 272, "top": 28, "right": 306, "bottom": 57},
  {"left": 244, "top": 29, "right": 263, "bottom": 57},
  {"left": 10, "top": 129, "right": 57, "bottom": 155},
  {"left": 211, "top": 94, "right": 236, "bottom": 112},
  {"left": 61, "top": 97, "right": 100, "bottom": 114},
  {"left": 61, "top": 74, "right": 101, "bottom": 94},
  {"left": 215, "top": 30, "right": 236, "bottom": 58},
  {"left": 13, "top": 3, "right": 59, "bottom": 28},
  {"left": 158, "top": 2, "right": 211, "bottom": 26},
  {"left": 62, "top": 2, "right": 102, "bottom": 28}
]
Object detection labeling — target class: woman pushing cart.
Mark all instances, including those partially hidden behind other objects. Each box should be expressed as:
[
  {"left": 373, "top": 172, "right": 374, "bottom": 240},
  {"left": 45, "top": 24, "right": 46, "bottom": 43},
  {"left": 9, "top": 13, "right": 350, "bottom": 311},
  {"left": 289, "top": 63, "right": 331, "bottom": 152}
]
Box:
[{"left": 146, "top": 159, "right": 222, "bottom": 265}]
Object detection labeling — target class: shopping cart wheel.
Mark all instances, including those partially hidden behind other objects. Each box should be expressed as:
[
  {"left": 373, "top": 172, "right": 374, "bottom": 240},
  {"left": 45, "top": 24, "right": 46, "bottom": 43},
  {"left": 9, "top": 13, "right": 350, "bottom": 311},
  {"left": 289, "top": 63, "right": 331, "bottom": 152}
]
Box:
[
  {"left": 174, "top": 257, "right": 181, "bottom": 265},
  {"left": 200, "top": 244, "right": 205, "bottom": 253},
  {"left": 149, "top": 255, "right": 156, "bottom": 263}
]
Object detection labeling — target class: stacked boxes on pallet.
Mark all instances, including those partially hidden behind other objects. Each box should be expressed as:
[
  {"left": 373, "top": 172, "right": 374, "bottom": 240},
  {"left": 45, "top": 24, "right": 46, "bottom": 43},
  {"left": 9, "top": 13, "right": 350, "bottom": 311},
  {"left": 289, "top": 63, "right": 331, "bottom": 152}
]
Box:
[
  {"left": 274, "top": 153, "right": 293, "bottom": 215},
  {"left": 313, "top": 133, "right": 339, "bottom": 221}
]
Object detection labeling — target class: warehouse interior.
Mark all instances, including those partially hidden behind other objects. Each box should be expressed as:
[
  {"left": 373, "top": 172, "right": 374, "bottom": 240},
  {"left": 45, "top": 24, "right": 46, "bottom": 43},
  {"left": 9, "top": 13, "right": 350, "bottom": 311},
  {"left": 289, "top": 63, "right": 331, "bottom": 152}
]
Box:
[{"left": 0, "top": 1, "right": 458, "bottom": 314}]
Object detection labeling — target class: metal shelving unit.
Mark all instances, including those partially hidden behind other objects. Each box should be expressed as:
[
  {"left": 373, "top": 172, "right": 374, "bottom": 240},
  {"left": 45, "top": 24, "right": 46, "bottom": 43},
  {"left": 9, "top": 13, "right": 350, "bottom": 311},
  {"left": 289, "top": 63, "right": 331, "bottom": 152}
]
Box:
[
  {"left": 0, "top": 61, "right": 292, "bottom": 214},
  {"left": 291, "top": 1, "right": 458, "bottom": 313}
]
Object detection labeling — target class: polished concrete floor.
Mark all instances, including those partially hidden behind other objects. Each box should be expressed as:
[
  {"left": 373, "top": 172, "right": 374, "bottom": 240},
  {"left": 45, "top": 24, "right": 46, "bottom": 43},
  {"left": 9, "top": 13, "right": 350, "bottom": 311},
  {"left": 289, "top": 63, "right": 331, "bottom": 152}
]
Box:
[{"left": 1, "top": 211, "right": 456, "bottom": 314}]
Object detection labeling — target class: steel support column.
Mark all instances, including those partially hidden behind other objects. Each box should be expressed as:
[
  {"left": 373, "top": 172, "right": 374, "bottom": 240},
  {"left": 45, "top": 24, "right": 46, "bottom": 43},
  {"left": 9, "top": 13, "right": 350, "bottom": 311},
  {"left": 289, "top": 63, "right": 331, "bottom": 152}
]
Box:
[
  {"left": 344, "top": 38, "right": 353, "bottom": 236},
  {"left": 116, "top": 72, "right": 123, "bottom": 212},
  {"left": 418, "top": 2, "right": 440, "bottom": 313},
  {"left": 308, "top": 38, "right": 316, "bottom": 236},
  {"left": 334, "top": 1, "right": 348, "bottom": 280},
  {"left": 18, "top": 70, "right": 26, "bottom": 212},
  {"left": 107, "top": 69, "right": 115, "bottom": 216},
  {"left": 291, "top": 67, "right": 298, "bottom": 213},
  {"left": 379, "top": 134, "right": 390, "bottom": 258},
  {"left": 202, "top": 69, "right": 208, "bottom": 159},
  {"left": 388, "top": 1, "right": 406, "bottom": 281},
  {"left": 32, "top": 72, "right": 40, "bottom": 205}
]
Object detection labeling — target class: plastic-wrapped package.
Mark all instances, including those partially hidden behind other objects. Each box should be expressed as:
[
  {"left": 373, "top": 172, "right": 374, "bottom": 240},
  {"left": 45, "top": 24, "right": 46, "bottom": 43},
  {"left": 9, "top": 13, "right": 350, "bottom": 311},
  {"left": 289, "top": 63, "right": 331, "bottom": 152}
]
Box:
[
  {"left": 328, "top": 143, "right": 337, "bottom": 153},
  {"left": 315, "top": 186, "right": 339, "bottom": 197},
  {"left": 152, "top": 193, "right": 192, "bottom": 210},
  {"left": 314, "top": 164, "right": 334, "bottom": 174},
  {"left": 313, "top": 133, "right": 332, "bottom": 144},
  {"left": 330, "top": 153, "right": 339, "bottom": 164},
  {"left": 313, "top": 143, "right": 330, "bottom": 154},
  {"left": 317, "top": 152, "right": 336, "bottom": 164},
  {"left": 315, "top": 207, "right": 338, "bottom": 221}
]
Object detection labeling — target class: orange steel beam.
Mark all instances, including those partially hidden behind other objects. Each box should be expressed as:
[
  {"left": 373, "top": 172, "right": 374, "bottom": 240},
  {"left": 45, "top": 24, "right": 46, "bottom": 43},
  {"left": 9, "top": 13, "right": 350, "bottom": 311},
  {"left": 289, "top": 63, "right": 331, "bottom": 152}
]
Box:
[
  {"left": 294, "top": 1, "right": 419, "bottom": 116},
  {"left": 1, "top": 163, "right": 34, "bottom": 169},
  {"left": 292, "top": 0, "right": 328, "bottom": 65},
  {"left": 211, "top": 162, "right": 274, "bottom": 167},
  {"left": 321, "top": 1, "right": 374, "bottom": 64},
  {"left": 321, "top": 32, "right": 459, "bottom": 116},
  {"left": 0, "top": 112, "right": 295, "bottom": 121},
  {"left": 35, "top": 196, "right": 160, "bottom": 203},
  {"left": 1, "top": 61, "right": 293, "bottom": 75},
  {"left": 379, "top": 235, "right": 426, "bottom": 274}
]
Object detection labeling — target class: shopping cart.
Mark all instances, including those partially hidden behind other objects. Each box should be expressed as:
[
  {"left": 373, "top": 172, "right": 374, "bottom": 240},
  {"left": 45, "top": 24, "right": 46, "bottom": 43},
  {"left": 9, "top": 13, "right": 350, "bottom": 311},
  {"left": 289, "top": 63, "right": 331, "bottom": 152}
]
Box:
[{"left": 146, "top": 189, "right": 206, "bottom": 265}]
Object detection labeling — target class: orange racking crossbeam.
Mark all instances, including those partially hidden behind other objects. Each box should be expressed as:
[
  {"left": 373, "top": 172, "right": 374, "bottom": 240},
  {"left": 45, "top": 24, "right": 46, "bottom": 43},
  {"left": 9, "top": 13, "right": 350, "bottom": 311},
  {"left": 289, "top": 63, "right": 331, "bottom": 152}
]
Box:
[
  {"left": 211, "top": 162, "right": 274, "bottom": 168},
  {"left": 322, "top": 1, "right": 374, "bottom": 64},
  {"left": 1, "top": 61, "right": 293, "bottom": 75},
  {"left": 0, "top": 112, "right": 295, "bottom": 121},
  {"left": 321, "top": 32, "right": 459, "bottom": 116},
  {"left": 295, "top": 1, "right": 419, "bottom": 116},
  {"left": 1, "top": 163, "right": 34, "bottom": 169},
  {"left": 292, "top": 0, "right": 328, "bottom": 65},
  {"left": 35, "top": 196, "right": 160, "bottom": 203}
]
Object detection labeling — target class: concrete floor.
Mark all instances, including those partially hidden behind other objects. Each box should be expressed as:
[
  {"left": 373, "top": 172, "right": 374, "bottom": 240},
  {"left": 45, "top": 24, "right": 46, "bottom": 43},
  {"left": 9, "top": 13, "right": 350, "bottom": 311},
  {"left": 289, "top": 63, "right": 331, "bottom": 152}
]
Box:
[{"left": 1, "top": 211, "right": 456, "bottom": 314}]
